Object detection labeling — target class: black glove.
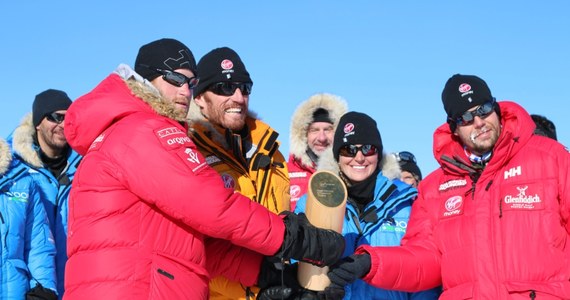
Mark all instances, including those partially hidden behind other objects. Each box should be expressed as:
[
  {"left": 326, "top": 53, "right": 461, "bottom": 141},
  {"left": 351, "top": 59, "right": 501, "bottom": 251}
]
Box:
[
  {"left": 257, "top": 258, "right": 300, "bottom": 291},
  {"left": 327, "top": 253, "right": 371, "bottom": 289},
  {"left": 26, "top": 283, "right": 57, "bottom": 300},
  {"left": 257, "top": 286, "right": 295, "bottom": 300},
  {"left": 276, "top": 211, "right": 345, "bottom": 267}
]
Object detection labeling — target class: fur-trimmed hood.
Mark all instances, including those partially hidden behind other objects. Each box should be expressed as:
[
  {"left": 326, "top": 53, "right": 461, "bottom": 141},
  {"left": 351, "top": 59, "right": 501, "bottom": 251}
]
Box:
[
  {"left": 0, "top": 139, "right": 12, "bottom": 175},
  {"left": 65, "top": 64, "right": 186, "bottom": 155},
  {"left": 289, "top": 93, "right": 348, "bottom": 168},
  {"left": 316, "top": 147, "right": 401, "bottom": 182},
  {"left": 9, "top": 113, "right": 43, "bottom": 168}
]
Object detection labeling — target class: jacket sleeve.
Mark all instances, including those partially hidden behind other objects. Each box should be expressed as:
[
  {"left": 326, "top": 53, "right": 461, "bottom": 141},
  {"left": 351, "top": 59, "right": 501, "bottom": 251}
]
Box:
[
  {"left": 25, "top": 181, "right": 57, "bottom": 292},
  {"left": 356, "top": 186, "right": 442, "bottom": 292},
  {"left": 115, "top": 120, "right": 285, "bottom": 256},
  {"left": 204, "top": 237, "right": 263, "bottom": 286},
  {"left": 557, "top": 144, "right": 570, "bottom": 234}
]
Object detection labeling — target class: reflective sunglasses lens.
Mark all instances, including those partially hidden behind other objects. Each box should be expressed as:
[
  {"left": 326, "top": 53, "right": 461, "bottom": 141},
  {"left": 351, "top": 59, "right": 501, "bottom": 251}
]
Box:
[
  {"left": 163, "top": 71, "right": 198, "bottom": 88},
  {"left": 46, "top": 113, "right": 65, "bottom": 124},
  {"left": 240, "top": 83, "right": 253, "bottom": 95},
  {"left": 339, "top": 145, "right": 357, "bottom": 157},
  {"left": 361, "top": 145, "right": 377, "bottom": 156},
  {"left": 210, "top": 82, "right": 252, "bottom": 96},
  {"left": 397, "top": 151, "right": 416, "bottom": 163},
  {"left": 456, "top": 101, "right": 494, "bottom": 126}
]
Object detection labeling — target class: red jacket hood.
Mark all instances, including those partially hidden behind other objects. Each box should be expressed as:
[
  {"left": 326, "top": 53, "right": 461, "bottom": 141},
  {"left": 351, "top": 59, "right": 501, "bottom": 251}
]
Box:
[{"left": 432, "top": 101, "right": 535, "bottom": 176}]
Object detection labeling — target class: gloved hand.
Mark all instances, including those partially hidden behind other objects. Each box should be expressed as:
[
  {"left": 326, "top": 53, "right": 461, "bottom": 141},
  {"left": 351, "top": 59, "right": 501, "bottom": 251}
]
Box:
[
  {"left": 257, "top": 286, "right": 295, "bottom": 300},
  {"left": 258, "top": 287, "right": 344, "bottom": 300},
  {"left": 327, "top": 253, "right": 371, "bottom": 289},
  {"left": 26, "top": 283, "right": 57, "bottom": 300},
  {"left": 257, "top": 258, "right": 300, "bottom": 291},
  {"left": 276, "top": 211, "right": 345, "bottom": 267}
]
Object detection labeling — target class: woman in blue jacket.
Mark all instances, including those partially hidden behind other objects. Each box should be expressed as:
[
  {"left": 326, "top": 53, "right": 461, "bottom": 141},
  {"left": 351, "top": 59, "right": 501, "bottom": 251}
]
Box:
[
  {"left": 0, "top": 139, "right": 57, "bottom": 299},
  {"left": 295, "top": 112, "right": 440, "bottom": 300}
]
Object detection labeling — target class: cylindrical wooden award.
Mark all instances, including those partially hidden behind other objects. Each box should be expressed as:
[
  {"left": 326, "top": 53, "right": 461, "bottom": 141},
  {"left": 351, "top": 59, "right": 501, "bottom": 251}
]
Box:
[{"left": 297, "top": 170, "right": 347, "bottom": 291}]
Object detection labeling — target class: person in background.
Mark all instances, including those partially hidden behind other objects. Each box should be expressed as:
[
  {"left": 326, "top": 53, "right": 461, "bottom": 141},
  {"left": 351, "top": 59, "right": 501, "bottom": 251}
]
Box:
[
  {"left": 287, "top": 93, "right": 348, "bottom": 211},
  {"left": 295, "top": 111, "right": 441, "bottom": 299},
  {"left": 62, "top": 38, "right": 344, "bottom": 300},
  {"left": 325, "top": 74, "right": 570, "bottom": 299},
  {"left": 393, "top": 151, "right": 422, "bottom": 188},
  {"left": 531, "top": 114, "right": 557, "bottom": 140},
  {"left": 188, "top": 46, "right": 290, "bottom": 299},
  {"left": 0, "top": 138, "right": 57, "bottom": 300},
  {"left": 7, "top": 89, "right": 81, "bottom": 298}
]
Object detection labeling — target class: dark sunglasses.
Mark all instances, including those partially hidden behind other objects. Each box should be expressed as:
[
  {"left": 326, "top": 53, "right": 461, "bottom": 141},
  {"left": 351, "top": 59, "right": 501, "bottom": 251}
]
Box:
[
  {"left": 208, "top": 82, "right": 253, "bottom": 96},
  {"left": 453, "top": 100, "right": 496, "bottom": 126},
  {"left": 394, "top": 151, "right": 416, "bottom": 164},
  {"left": 339, "top": 144, "right": 378, "bottom": 157},
  {"left": 45, "top": 112, "right": 65, "bottom": 124},
  {"left": 154, "top": 68, "right": 199, "bottom": 88}
]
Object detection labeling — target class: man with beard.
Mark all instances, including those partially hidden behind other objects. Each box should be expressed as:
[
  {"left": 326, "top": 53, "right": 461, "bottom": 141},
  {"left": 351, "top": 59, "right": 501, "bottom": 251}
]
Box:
[
  {"left": 7, "top": 89, "right": 82, "bottom": 298},
  {"left": 188, "top": 47, "right": 292, "bottom": 300},
  {"left": 287, "top": 93, "right": 348, "bottom": 210},
  {"left": 323, "top": 74, "right": 570, "bottom": 299},
  {"left": 63, "top": 39, "right": 343, "bottom": 300}
]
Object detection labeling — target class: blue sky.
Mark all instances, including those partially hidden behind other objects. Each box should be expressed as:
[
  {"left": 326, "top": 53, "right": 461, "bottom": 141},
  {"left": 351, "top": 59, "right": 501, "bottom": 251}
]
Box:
[{"left": 1, "top": 1, "right": 568, "bottom": 175}]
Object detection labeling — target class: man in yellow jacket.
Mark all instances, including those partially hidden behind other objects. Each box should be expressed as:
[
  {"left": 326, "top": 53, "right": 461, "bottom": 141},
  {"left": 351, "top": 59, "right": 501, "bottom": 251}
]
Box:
[{"left": 188, "top": 47, "right": 290, "bottom": 300}]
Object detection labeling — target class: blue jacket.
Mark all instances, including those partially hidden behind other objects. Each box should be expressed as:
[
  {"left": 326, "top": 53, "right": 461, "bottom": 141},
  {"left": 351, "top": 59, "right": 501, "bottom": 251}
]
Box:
[
  {"left": 0, "top": 139, "right": 56, "bottom": 299},
  {"left": 7, "top": 114, "right": 81, "bottom": 298},
  {"left": 295, "top": 152, "right": 440, "bottom": 300}
]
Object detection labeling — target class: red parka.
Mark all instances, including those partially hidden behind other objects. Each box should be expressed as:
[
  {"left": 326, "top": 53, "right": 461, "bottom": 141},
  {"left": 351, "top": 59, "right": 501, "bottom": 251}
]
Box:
[
  {"left": 63, "top": 69, "right": 285, "bottom": 299},
  {"left": 357, "top": 101, "right": 570, "bottom": 299}
]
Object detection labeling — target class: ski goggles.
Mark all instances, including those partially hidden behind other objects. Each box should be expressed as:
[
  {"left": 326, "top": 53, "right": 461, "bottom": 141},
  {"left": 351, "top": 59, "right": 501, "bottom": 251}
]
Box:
[
  {"left": 154, "top": 68, "right": 199, "bottom": 88},
  {"left": 338, "top": 144, "right": 378, "bottom": 157},
  {"left": 453, "top": 100, "right": 496, "bottom": 126},
  {"left": 45, "top": 112, "right": 65, "bottom": 124},
  {"left": 394, "top": 151, "right": 416, "bottom": 164},
  {"left": 208, "top": 82, "right": 253, "bottom": 96}
]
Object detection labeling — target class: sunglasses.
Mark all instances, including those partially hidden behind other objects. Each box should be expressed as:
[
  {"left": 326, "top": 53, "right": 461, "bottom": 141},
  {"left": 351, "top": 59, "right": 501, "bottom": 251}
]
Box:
[
  {"left": 339, "top": 144, "right": 378, "bottom": 157},
  {"left": 45, "top": 112, "right": 65, "bottom": 124},
  {"left": 154, "top": 68, "right": 199, "bottom": 88},
  {"left": 208, "top": 82, "right": 253, "bottom": 96},
  {"left": 453, "top": 100, "right": 496, "bottom": 126},
  {"left": 394, "top": 151, "right": 416, "bottom": 164}
]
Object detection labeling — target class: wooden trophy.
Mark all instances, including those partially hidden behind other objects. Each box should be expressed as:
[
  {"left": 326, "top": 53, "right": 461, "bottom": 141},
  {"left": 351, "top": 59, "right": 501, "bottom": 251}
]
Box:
[{"left": 297, "top": 170, "right": 347, "bottom": 291}]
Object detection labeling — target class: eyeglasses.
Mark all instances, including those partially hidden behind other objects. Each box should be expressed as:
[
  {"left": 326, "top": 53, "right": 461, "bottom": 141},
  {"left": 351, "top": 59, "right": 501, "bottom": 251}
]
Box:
[
  {"left": 394, "top": 151, "right": 416, "bottom": 164},
  {"left": 154, "top": 68, "right": 199, "bottom": 88},
  {"left": 338, "top": 144, "right": 378, "bottom": 157},
  {"left": 453, "top": 100, "right": 496, "bottom": 126},
  {"left": 208, "top": 82, "right": 253, "bottom": 96},
  {"left": 45, "top": 112, "right": 65, "bottom": 124}
]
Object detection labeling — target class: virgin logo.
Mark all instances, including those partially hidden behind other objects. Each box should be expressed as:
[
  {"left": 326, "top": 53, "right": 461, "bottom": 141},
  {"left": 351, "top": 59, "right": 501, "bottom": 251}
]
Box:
[
  {"left": 445, "top": 196, "right": 463, "bottom": 211},
  {"left": 344, "top": 123, "right": 354, "bottom": 134},
  {"left": 290, "top": 185, "right": 301, "bottom": 197},
  {"left": 221, "top": 59, "right": 233, "bottom": 70},
  {"left": 458, "top": 83, "right": 471, "bottom": 93}
]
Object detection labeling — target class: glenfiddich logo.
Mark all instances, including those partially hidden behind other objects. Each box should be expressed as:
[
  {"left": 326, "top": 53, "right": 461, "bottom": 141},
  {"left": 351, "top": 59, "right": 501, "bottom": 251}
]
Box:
[{"left": 504, "top": 186, "right": 541, "bottom": 204}]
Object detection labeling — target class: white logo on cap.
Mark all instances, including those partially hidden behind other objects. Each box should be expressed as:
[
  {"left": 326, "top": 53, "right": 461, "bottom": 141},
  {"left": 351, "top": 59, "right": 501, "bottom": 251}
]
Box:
[
  {"left": 344, "top": 123, "right": 354, "bottom": 134},
  {"left": 221, "top": 59, "right": 233, "bottom": 70}
]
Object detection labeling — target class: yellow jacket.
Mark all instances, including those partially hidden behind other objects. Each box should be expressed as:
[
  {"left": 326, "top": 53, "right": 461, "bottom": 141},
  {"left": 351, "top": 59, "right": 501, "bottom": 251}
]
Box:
[{"left": 189, "top": 114, "right": 290, "bottom": 300}]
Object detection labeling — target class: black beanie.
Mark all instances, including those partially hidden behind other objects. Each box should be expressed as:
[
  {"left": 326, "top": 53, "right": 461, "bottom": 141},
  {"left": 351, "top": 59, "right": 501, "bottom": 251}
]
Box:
[
  {"left": 332, "top": 112, "right": 383, "bottom": 161},
  {"left": 193, "top": 47, "right": 252, "bottom": 97},
  {"left": 399, "top": 161, "right": 422, "bottom": 181},
  {"left": 442, "top": 74, "right": 494, "bottom": 120},
  {"left": 134, "top": 38, "right": 197, "bottom": 81},
  {"left": 33, "top": 89, "right": 72, "bottom": 127},
  {"left": 312, "top": 108, "right": 333, "bottom": 124}
]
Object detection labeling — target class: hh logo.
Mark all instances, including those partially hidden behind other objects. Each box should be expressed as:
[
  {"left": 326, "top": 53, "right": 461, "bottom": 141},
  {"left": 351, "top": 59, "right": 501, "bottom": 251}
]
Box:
[{"left": 504, "top": 166, "right": 521, "bottom": 179}]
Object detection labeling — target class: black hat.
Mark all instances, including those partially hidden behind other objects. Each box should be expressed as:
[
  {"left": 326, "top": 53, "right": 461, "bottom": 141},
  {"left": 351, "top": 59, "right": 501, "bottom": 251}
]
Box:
[
  {"left": 33, "top": 89, "right": 72, "bottom": 127},
  {"left": 442, "top": 74, "right": 494, "bottom": 120},
  {"left": 134, "top": 38, "right": 197, "bottom": 81},
  {"left": 399, "top": 161, "right": 422, "bottom": 181},
  {"left": 332, "top": 112, "right": 383, "bottom": 161},
  {"left": 312, "top": 108, "right": 333, "bottom": 124},
  {"left": 193, "top": 47, "right": 252, "bottom": 97},
  {"left": 531, "top": 114, "right": 557, "bottom": 141}
]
